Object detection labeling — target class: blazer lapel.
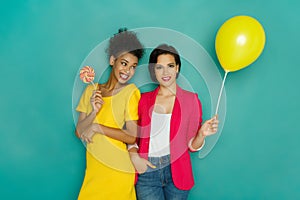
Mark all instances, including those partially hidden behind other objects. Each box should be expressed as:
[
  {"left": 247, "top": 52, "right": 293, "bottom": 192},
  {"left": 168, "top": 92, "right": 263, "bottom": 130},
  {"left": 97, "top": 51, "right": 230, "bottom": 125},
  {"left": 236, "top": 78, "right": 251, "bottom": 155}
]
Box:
[{"left": 170, "top": 85, "right": 182, "bottom": 141}]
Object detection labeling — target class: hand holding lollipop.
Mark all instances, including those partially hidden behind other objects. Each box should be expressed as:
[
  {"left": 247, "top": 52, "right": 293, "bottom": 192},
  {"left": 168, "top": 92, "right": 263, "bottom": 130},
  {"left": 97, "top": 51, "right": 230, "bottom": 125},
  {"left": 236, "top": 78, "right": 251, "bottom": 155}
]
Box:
[{"left": 79, "top": 66, "right": 103, "bottom": 113}]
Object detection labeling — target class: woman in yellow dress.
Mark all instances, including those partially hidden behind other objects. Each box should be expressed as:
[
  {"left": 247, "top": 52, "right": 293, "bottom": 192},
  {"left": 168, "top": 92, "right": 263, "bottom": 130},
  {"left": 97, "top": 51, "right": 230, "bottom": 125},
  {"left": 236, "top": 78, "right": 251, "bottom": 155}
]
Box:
[{"left": 75, "top": 28, "right": 144, "bottom": 200}]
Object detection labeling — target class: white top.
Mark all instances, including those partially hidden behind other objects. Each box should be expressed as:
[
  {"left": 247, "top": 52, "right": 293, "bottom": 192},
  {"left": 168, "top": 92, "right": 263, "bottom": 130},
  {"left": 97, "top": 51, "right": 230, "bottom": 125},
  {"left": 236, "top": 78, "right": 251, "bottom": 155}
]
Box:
[
  {"left": 148, "top": 111, "right": 171, "bottom": 157},
  {"left": 127, "top": 112, "right": 206, "bottom": 152}
]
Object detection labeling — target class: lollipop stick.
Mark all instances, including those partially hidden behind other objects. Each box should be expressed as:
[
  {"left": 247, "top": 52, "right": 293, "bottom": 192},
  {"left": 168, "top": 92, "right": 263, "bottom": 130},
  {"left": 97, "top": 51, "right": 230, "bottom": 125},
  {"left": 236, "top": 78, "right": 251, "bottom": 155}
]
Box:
[
  {"left": 91, "top": 81, "right": 97, "bottom": 90},
  {"left": 215, "top": 71, "right": 228, "bottom": 115}
]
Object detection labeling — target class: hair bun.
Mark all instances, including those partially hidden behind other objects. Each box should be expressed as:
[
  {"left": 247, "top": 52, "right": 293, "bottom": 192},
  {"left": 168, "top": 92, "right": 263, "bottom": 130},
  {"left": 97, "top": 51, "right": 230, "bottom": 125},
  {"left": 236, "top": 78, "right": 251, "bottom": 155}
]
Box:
[{"left": 118, "top": 27, "right": 128, "bottom": 33}]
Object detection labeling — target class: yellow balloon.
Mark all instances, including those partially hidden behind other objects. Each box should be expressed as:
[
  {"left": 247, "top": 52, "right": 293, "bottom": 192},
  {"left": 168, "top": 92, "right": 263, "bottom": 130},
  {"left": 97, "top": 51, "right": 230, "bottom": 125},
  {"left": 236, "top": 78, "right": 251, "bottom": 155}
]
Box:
[{"left": 215, "top": 15, "right": 266, "bottom": 72}]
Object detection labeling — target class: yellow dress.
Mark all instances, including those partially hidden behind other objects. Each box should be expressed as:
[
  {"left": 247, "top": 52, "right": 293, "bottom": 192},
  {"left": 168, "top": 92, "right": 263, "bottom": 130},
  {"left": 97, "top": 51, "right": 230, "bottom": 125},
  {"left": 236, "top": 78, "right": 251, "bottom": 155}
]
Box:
[{"left": 76, "top": 83, "right": 140, "bottom": 200}]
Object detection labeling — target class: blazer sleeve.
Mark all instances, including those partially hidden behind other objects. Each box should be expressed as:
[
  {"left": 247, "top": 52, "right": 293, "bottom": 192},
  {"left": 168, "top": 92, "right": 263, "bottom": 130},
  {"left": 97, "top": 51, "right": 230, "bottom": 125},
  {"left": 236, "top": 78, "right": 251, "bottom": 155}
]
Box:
[{"left": 187, "top": 93, "right": 203, "bottom": 143}]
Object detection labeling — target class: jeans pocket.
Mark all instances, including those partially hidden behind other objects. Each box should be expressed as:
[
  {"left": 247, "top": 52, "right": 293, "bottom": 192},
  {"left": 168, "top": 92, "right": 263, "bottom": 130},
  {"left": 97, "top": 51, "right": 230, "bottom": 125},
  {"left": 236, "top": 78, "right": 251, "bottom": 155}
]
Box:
[{"left": 138, "top": 165, "right": 150, "bottom": 175}]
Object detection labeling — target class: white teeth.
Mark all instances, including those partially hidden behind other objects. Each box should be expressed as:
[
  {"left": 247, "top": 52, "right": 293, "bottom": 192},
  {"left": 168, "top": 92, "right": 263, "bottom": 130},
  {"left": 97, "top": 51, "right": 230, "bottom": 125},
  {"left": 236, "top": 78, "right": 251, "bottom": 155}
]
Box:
[
  {"left": 162, "top": 77, "right": 171, "bottom": 81},
  {"left": 120, "top": 74, "right": 129, "bottom": 79}
]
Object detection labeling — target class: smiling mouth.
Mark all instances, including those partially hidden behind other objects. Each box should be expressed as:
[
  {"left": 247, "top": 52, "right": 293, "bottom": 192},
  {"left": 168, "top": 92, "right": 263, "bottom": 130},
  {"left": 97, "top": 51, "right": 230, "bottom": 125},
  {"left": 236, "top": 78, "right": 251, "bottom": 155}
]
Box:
[
  {"left": 120, "top": 73, "right": 129, "bottom": 80},
  {"left": 162, "top": 76, "right": 171, "bottom": 81}
]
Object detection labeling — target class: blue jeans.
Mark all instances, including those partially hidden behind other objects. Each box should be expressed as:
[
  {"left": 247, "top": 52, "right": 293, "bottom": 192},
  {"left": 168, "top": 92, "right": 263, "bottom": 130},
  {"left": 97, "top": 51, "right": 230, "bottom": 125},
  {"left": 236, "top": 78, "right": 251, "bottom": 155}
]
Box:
[{"left": 135, "top": 155, "right": 189, "bottom": 200}]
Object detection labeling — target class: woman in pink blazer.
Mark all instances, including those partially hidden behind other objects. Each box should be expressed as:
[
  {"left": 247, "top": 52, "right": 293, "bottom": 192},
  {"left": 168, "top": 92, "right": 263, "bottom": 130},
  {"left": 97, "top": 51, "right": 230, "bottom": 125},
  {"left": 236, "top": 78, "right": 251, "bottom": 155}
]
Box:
[{"left": 129, "top": 44, "right": 219, "bottom": 199}]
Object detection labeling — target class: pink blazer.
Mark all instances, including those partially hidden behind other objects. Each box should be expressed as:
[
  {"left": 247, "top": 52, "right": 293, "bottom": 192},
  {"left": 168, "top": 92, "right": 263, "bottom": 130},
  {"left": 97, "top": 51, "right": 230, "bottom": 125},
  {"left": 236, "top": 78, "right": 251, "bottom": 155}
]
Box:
[{"left": 137, "top": 85, "right": 203, "bottom": 190}]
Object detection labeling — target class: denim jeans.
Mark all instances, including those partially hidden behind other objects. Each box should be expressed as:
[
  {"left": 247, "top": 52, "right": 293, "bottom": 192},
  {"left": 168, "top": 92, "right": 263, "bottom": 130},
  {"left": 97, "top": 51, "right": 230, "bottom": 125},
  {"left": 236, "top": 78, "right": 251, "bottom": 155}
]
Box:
[{"left": 135, "top": 155, "right": 189, "bottom": 200}]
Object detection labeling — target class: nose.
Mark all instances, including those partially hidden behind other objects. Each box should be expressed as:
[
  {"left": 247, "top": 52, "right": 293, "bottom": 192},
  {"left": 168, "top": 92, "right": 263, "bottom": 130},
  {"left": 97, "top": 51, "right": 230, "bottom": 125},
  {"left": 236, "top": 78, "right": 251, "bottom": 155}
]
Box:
[
  {"left": 123, "top": 65, "right": 130, "bottom": 73},
  {"left": 162, "top": 66, "right": 169, "bottom": 75}
]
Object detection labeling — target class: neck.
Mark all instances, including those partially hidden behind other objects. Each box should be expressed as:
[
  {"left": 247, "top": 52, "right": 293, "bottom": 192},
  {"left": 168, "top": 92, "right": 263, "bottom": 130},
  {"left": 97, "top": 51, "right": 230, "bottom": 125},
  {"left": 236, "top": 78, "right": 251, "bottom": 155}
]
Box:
[
  {"left": 103, "top": 72, "right": 122, "bottom": 91},
  {"left": 158, "top": 84, "right": 177, "bottom": 96}
]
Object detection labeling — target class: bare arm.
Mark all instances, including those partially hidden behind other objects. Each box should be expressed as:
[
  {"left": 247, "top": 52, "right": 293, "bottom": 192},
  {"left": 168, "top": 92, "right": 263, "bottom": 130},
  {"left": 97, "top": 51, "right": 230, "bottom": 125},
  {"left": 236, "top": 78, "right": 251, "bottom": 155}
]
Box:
[
  {"left": 92, "top": 120, "right": 137, "bottom": 144},
  {"left": 128, "top": 146, "right": 156, "bottom": 174},
  {"left": 75, "top": 89, "right": 103, "bottom": 139},
  {"left": 191, "top": 115, "right": 219, "bottom": 149},
  {"left": 75, "top": 111, "right": 96, "bottom": 138}
]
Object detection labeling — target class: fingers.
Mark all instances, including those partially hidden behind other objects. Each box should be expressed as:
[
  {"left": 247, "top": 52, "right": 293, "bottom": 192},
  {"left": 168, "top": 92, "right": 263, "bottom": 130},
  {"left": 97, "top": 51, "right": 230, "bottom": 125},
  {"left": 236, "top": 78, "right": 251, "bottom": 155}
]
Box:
[
  {"left": 94, "top": 90, "right": 102, "bottom": 99},
  {"left": 209, "top": 115, "right": 219, "bottom": 125},
  {"left": 86, "top": 135, "right": 93, "bottom": 143},
  {"left": 210, "top": 117, "right": 219, "bottom": 133},
  {"left": 82, "top": 137, "right": 93, "bottom": 143},
  {"left": 80, "top": 133, "right": 94, "bottom": 143},
  {"left": 92, "top": 90, "right": 103, "bottom": 100},
  {"left": 211, "top": 125, "right": 218, "bottom": 133},
  {"left": 208, "top": 115, "right": 218, "bottom": 122},
  {"left": 95, "top": 100, "right": 103, "bottom": 106},
  {"left": 94, "top": 91, "right": 103, "bottom": 103},
  {"left": 80, "top": 134, "right": 88, "bottom": 143},
  {"left": 91, "top": 90, "right": 104, "bottom": 111},
  {"left": 137, "top": 167, "right": 147, "bottom": 174},
  {"left": 146, "top": 160, "right": 156, "bottom": 169},
  {"left": 202, "top": 116, "right": 219, "bottom": 135},
  {"left": 137, "top": 160, "right": 156, "bottom": 174},
  {"left": 213, "top": 114, "right": 218, "bottom": 120}
]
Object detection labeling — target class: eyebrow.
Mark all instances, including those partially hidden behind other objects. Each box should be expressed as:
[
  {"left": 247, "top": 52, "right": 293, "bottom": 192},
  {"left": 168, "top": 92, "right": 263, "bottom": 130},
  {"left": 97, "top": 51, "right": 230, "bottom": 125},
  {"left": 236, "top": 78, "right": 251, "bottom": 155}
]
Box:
[
  {"left": 156, "top": 62, "right": 175, "bottom": 66},
  {"left": 121, "top": 59, "right": 129, "bottom": 63},
  {"left": 167, "top": 62, "right": 175, "bottom": 65},
  {"left": 121, "top": 59, "right": 138, "bottom": 65}
]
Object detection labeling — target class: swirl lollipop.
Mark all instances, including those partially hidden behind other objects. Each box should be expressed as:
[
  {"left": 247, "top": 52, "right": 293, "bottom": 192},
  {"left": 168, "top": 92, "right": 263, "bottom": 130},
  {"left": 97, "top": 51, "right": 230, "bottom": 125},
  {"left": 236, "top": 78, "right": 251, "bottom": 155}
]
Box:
[{"left": 79, "top": 66, "right": 96, "bottom": 88}]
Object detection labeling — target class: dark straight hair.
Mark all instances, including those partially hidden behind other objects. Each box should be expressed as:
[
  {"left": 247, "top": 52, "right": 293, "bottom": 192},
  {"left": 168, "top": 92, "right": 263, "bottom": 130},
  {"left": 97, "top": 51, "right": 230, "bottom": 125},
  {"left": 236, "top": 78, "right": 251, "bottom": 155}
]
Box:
[{"left": 148, "top": 44, "right": 181, "bottom": 82}]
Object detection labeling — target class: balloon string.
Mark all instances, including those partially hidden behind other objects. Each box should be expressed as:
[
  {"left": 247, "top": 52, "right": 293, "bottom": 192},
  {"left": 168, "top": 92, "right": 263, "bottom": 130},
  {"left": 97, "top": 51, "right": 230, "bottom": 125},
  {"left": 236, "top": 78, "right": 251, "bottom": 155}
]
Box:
[{"left": 215, "top": 71, "right": 228, "bottom": 115}]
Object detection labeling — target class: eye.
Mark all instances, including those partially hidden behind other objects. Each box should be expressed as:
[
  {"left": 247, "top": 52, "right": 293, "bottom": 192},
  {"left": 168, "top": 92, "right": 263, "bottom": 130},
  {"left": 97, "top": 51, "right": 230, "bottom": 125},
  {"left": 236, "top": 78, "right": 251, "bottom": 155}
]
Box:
[
  {"left": 130, "top": 66, "right": 136, "bottom": 70},
  {"left": 121, "top": 61, "right": 127, "bottom": 66},
  {"left": 168, "top": 64, "right": 175, "bottom": 68},
  {"left": 155, "top": 64, "right": 163, "bottom": 70}
]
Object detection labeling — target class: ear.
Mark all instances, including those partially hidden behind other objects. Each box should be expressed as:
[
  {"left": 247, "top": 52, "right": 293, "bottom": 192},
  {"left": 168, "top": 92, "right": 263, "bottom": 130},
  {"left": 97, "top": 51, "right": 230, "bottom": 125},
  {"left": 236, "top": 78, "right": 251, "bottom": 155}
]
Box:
[{"left": 109, "top": 55, "right": 116, "bottom": 66}]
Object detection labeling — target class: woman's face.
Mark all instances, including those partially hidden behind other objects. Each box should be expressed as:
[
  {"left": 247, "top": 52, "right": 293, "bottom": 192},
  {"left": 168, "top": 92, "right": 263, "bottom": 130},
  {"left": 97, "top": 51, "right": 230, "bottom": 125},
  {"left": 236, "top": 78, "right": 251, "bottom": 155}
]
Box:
[
  {"left": 154, "top": 54, "right": 179, "bottom": 88},
  {"left": 110, "top": 52, "right": 138, "bottom": 85}
]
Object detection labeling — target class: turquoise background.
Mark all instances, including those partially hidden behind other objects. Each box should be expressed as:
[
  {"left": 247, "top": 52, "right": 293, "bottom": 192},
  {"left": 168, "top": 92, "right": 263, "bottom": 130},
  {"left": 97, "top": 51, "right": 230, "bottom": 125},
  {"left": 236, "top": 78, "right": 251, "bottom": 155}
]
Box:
[{"left": 1, "top": 0, "right": 299, "bottom": 199}]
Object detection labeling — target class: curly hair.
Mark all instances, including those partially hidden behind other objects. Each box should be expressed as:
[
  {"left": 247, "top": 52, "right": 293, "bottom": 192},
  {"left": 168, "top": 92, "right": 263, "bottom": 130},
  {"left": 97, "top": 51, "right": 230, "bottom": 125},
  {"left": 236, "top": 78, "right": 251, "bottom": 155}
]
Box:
[{"left": 106, "top": 28, "right": 145, "bottom": 60}]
